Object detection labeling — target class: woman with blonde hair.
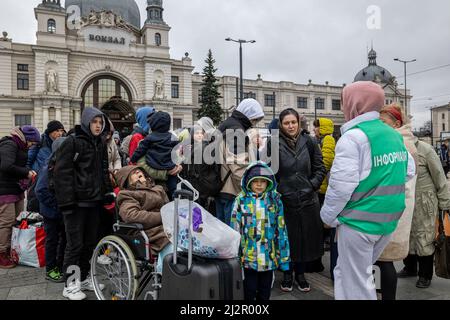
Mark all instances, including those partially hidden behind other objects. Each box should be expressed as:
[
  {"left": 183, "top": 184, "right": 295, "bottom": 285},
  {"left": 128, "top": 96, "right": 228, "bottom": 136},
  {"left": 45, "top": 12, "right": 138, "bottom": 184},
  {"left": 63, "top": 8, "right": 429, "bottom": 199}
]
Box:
[{"left": 377, "top": 103, "right": 418, "bottom": 299}]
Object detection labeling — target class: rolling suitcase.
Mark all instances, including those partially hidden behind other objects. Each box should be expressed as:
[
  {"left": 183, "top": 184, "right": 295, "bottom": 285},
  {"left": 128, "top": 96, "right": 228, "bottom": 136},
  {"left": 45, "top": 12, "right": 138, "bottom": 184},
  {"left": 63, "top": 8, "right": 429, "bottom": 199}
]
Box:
[{"left": 159, "top": 188, "right": 244, "bottom": 300}]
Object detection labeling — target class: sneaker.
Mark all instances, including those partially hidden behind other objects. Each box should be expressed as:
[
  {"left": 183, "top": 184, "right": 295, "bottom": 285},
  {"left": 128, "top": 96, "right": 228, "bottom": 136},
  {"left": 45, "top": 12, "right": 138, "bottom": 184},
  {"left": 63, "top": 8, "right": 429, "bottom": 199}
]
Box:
[
  {"left": 295, "top": 274, "right": 311, "bottom": 293},
  {"left": 280, "top": 273, "right": 294, "bottom": 292},
  {"left": 397, "top": 268, "right": 417, "bottom": 278},
  {"left": 0, "top": 252, "right": 16, "bottom": 269},
  {"left": 81, "top": 276, "right": 105, "bottom": 292},
  {"left": 46, "top": 268, "right": 65, "bottom": 283},
  {"left": 416, "top": 277, "right": 431, "bottom": 289},
  {"left": 63, "top": 281, "right": 87, "bottom": 301},
  {"left": 97, "top": 254, "right": 112, "bottom": 265}
]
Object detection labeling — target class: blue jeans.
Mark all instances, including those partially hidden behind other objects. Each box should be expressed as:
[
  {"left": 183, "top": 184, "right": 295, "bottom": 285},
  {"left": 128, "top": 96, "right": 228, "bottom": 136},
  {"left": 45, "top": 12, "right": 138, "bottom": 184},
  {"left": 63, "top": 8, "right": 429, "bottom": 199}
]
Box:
[{"left": 215, "top": 196, "right": 235, "bottom": 226}]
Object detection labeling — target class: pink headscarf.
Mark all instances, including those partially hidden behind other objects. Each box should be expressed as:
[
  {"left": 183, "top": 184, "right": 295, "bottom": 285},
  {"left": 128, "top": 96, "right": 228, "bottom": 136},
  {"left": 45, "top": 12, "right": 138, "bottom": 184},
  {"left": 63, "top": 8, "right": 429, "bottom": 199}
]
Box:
[{"left": 342, "top": 81, "right": 385, "bottom": 122}]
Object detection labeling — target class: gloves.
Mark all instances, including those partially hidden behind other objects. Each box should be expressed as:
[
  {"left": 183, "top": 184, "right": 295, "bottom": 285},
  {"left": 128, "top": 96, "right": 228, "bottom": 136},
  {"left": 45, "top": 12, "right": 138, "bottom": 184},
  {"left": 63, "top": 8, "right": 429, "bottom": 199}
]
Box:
[{"left": 104, "top": 192, "right": 117, "bottom": 205}]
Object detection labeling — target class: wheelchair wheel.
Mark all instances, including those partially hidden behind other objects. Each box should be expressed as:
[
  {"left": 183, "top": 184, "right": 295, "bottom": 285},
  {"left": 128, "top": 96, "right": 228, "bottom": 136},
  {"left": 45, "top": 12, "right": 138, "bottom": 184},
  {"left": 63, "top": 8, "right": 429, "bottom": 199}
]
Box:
[{"left": 91, "top": 235, "right": 139, "bottom": 300}]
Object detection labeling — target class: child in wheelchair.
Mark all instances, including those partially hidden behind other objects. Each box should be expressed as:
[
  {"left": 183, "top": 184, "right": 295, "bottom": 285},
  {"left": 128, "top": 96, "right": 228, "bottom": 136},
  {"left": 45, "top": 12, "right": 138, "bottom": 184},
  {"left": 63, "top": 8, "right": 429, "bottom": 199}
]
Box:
[{"left": 115, "top": 165, "right": 174, "bottom": 272}]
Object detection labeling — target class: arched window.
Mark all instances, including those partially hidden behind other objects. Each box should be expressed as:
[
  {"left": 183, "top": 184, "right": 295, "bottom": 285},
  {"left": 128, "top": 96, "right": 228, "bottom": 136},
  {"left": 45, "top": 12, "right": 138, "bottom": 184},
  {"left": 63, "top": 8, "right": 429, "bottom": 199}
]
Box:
[
  {"left": 155, "top": 33, "right": 162, "bottom": 46},
  {"left": 81, "top": 76, "right": 132, "bottom": 110},
  {"left": 47, "top": 19, "right": 56, "bottom": 33}
]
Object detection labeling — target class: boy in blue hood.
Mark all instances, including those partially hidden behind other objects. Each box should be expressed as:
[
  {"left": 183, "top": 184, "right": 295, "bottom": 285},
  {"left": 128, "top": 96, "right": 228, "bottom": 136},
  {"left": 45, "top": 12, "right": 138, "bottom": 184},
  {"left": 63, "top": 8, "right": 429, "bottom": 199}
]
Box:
[
  {"left": 231, "top": 161, "right": 290, "bottom": 301},
  {"left": 131, "top": 111, "right": 181, "bottom": 200}
]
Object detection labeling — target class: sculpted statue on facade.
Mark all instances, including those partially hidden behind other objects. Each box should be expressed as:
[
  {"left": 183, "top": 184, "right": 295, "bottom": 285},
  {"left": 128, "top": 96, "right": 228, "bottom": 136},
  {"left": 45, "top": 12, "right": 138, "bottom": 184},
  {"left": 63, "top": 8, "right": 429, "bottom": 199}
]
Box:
[
  {"left": 46, "top": 69, "right": 58, "bottom": 93},
  {"left": 154, "top": 79, "right": 165, "bottom": 100}
]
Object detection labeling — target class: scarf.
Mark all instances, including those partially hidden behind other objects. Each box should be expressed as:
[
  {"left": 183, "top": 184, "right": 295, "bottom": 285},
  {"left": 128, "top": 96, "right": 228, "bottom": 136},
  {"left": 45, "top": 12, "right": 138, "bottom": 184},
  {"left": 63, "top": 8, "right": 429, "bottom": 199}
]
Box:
[
  {"left": 279, "top": 126, "right": 300, "bottom": 151},
  {"left": 10, "top": 127, "right": 27, "bottom": 150}
]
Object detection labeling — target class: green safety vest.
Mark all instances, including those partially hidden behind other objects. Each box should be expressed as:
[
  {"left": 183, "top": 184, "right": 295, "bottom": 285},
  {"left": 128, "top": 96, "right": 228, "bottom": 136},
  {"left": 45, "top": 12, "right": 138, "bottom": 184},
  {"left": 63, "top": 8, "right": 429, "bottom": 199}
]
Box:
[{"left": 338, "top": 119, "right": 408, "bottom": 235}]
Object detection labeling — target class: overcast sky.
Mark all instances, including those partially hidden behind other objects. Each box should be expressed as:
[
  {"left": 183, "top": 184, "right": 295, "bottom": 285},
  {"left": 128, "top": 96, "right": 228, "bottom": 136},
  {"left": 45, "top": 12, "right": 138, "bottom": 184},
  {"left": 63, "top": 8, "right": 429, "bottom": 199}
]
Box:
[{"left": 1, "top": 0, "right": 449, "bottom": 129}]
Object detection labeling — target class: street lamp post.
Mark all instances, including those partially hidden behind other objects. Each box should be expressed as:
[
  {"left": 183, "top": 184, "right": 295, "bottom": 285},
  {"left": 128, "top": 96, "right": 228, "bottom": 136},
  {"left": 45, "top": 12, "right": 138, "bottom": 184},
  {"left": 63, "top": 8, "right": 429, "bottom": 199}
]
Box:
[
  {"left": 394, "top": 58, "right": 417, "bottom": 117},
  {"left": 226, "top": 38, "right": 256, "bottom": 103},
  {"left": 430, "top": 106, "right": 434, "bottom": 147}
]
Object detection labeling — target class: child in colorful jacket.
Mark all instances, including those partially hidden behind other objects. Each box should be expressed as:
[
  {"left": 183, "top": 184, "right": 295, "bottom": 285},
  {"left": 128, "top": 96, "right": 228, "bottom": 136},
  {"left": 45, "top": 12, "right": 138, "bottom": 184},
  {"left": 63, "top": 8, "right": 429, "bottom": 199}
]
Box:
[{"left": 231, "top": 161, "right": 290, "bottom": 301}]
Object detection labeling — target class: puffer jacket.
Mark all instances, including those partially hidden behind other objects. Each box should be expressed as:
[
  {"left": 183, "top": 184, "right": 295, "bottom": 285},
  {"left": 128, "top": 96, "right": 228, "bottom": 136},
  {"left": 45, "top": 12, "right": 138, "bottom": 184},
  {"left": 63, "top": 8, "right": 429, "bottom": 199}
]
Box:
[
  {"left": 131, "top": 112, "right": 179, "bottom": 170},
  {"left": 408, "top": 140, "right": 450, "bottom": 257},
  {"left": 116, "top": 166, "right": 170, "bottom": 255},
  {"left": 320, "top": 112, "right": 417, "bottom": 228},
  {"left": 107, "top": 139, "right": 122, "bottom": 172},
  {"left": 27, "top": 134, "right": 53, "bottom": 174},
  {"left": 231, "top": 162, "right": 290, "bottom": 272},
  {"left": 54, "top": 107, "right": 112, "bottom": 211},
  {"left": 0, "top": 131, "right": 29, "bottom": 196},
  {"left": 317, "top": 118, "right": 336, "bottom": 194}
]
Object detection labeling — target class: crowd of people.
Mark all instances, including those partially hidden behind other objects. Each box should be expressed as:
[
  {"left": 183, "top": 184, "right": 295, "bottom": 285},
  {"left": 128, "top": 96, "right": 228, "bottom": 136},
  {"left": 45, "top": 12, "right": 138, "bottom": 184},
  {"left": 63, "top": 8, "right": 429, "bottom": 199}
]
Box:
[{"left": 0, "top": 80, "right": 448, "bottom": 301}]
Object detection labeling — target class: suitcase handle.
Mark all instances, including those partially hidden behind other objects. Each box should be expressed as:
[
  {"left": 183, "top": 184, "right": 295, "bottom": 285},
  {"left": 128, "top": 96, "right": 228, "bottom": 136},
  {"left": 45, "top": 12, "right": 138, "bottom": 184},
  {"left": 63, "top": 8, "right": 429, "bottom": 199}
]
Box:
[{"left": 172, "top": 186, "right": 194, "bottom": 270}]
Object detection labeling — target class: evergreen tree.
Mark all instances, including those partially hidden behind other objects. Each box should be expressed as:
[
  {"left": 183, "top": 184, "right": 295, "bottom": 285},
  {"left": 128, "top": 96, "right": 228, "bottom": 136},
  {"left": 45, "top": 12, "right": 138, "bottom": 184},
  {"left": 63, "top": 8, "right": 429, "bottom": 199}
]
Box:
[{"left": 197, "top": 49, "right": 223, "bottom": 125}]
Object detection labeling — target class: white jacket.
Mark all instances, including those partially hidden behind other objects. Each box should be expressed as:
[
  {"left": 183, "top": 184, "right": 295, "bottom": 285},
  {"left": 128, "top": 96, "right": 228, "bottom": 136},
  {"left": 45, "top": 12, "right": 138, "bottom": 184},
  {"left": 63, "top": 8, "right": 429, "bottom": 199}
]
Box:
[{"left": 320, "top": 112, "right": 416, "bottom": 228}]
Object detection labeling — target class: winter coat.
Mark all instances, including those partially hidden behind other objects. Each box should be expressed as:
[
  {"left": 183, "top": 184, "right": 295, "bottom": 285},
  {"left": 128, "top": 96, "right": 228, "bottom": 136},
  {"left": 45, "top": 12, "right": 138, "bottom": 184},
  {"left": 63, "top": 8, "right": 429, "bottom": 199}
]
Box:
[
  {"left": 35, "top": 164, "right": 60, "bottom": 220},
  {"left": 129, "top": 128, "right": 146, "bottom": 159},
  {"left": 27, "top": 134, "right": 53, "bottom": 173},
  {"left": 54, "top": 107, "right": 113, "bottom": 211},
  {"left": 107, "top": 139, "right": 122, "bottom": 172},
  {"left": 131, "top": 112, "right": 179, "bottom": 170},
  {"left": 379, "top": 123, "right": 418, "bottom": 261},
  {"left": 321, "top": 112, "right": 417, "bottom": 228},
  {"left": 0, "top": 134, "right": 29, "bottom": 196},
  {"left": 409, "top": 140, "right": 450, "bottom": 257},
  {"left": 218, "top": 110, "right": 253, "bottom": 199},
  {"left": 231, "top": 162, "right": 290, "bottom": 272},
  {"left": 116, "top": 165, "right": 170, "bottom": 255},
  {"left": 317, "top": 118, "right": 336, "bottom": 195},
  {"left": 275, "top": 128, "right": 326, "bottom": 262}
]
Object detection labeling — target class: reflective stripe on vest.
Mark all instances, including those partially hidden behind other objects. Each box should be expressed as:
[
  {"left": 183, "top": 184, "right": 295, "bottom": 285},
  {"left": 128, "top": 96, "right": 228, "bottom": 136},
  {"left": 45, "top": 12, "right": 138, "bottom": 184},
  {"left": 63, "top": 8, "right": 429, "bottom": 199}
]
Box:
[
  {"left": 340, "top": 209, "right": 404, "bottom": 223},
  {"left": 350, "top": 185, "right": 406, "bottom": 202}
]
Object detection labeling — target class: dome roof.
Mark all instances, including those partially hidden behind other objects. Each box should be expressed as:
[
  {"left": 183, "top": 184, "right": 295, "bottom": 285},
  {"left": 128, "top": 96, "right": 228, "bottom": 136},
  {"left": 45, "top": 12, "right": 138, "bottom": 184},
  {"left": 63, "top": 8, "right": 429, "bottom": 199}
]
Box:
[
  {"left": 354, "top": 49, "right": 395, "bottom": 84},
  {"left": 65, "top": 0, "right": 141, "bottom": 29}
]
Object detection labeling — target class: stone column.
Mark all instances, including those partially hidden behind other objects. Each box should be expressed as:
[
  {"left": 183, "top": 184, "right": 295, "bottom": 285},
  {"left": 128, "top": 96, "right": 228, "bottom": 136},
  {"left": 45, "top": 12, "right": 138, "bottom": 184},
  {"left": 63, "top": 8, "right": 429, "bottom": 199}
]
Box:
[
  {"left": 42, "top": 106, "right": 49, "bottom": 128},
  {"left": 55, "top": 106, "right": 62, "bottom": 122},
  {"left": 74, "top": 108, "right": 81, "bottom": 126}
]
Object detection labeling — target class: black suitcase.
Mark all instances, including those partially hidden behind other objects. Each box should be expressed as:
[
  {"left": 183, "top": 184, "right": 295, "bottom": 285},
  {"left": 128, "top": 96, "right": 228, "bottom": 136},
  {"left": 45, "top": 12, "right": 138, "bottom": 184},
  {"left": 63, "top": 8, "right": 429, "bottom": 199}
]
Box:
[{"left": 159, "top": 188, "right": 244, "bottom": 300}]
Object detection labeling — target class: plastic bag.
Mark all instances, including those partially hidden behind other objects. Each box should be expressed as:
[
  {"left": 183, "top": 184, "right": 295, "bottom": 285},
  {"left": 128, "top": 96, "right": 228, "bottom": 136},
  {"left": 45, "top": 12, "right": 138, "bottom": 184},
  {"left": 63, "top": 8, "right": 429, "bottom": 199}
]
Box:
[
  {"left": 11, "top": 218, "right": 46, "bottom": 268},
  {"left": 161, "top": 200, "right": 241, "bottom": 259}
]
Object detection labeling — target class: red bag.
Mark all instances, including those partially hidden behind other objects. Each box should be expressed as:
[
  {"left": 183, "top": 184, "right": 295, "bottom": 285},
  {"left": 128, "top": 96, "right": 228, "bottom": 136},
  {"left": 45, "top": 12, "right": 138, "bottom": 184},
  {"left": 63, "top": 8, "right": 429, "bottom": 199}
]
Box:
[{"left": 11, "top": 219, "right": 46, "bottom": 268}]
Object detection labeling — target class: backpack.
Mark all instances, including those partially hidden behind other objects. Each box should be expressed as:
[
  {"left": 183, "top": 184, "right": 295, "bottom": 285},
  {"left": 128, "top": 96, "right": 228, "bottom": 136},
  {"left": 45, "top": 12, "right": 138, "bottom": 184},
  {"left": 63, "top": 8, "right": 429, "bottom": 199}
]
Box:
[{"left": 48, "top": 135, "right": 79, "bottom": 193}]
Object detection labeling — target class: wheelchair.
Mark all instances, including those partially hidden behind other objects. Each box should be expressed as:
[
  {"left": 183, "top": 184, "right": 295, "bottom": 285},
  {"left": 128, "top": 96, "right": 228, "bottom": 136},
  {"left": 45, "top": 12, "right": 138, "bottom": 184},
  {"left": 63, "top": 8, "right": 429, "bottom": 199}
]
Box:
[
  {"left": 90, "top": 176, "right": 199, "bottom": 301},
  {"left": 90, "top": 201, "right": 161, "bottom": 300}
]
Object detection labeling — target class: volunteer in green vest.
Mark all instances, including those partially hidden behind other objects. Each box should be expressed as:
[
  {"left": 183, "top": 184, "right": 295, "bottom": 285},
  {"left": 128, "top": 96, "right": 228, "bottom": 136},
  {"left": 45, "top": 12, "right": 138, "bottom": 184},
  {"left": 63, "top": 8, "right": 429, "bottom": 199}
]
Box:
[{"left": 320, "top": 81, "right": 416, "bottom": 300}]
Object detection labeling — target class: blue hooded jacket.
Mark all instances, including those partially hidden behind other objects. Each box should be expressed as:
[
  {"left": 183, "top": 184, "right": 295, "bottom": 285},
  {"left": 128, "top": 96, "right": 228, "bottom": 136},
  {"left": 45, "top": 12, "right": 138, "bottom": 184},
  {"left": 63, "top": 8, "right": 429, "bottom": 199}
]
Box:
[
  {"left": 27, "top": 134, "right": 53, "bottom": 173},
  {"left": 131, "top": 111, "right": 179, "bottom": 170},
  {"left": 231, "top": 162, "right": 291, "bottom": 272}
]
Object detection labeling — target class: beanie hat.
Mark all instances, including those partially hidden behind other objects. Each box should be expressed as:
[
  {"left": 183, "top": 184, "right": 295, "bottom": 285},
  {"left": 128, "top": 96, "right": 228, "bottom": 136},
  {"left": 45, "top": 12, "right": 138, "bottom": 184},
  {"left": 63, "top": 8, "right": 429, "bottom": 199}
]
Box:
[
  {"left": 45, "top": 120, "right": 65, "bottom": 135},
  {"left": 112, "top": 131, "right": 121, "bottom": 142},
  {"left": 21, "top": 125, "right": 41, "bottom": 143}
]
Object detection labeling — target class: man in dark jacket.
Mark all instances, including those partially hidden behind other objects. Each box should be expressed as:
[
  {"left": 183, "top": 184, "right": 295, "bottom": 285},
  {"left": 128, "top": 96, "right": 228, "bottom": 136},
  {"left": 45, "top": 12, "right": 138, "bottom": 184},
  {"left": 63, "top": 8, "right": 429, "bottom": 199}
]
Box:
[
  {"left": 216, "top": 98, "right": 265, "bottom": 225},
  {"left": 0, "top": 126, "right": 40, "bottom": 269},
  {"left": 27, "top": 120, "right": 65, "bottom": 173},
  {"left": 54, "top": 107, "right": 113, "bottom": 300}
]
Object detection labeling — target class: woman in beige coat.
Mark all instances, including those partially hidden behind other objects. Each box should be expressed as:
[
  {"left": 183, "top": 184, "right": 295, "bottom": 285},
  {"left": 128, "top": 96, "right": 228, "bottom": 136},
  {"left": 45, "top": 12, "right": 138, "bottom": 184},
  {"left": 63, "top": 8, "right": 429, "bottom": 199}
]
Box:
[
  {"left": 397, "top": 136, "right": 450, "bottom": 288},
  {"left": 377, "top": 104, "right": 418, "bottom": 300}
]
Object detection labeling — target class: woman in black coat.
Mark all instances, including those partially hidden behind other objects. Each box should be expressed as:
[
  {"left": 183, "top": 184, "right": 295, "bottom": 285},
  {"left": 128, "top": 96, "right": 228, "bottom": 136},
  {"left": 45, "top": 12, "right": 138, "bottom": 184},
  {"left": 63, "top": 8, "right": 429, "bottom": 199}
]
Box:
[{"left": 275, "top": 108, "right": 326, "bottom": 293}]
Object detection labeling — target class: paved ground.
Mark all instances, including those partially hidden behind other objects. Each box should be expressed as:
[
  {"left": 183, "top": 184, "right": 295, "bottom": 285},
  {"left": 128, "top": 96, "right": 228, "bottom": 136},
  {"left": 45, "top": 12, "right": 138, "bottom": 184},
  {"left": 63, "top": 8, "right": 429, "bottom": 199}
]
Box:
[{"left": 1, "top": 251, "right": 449, "bottom": 300}]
